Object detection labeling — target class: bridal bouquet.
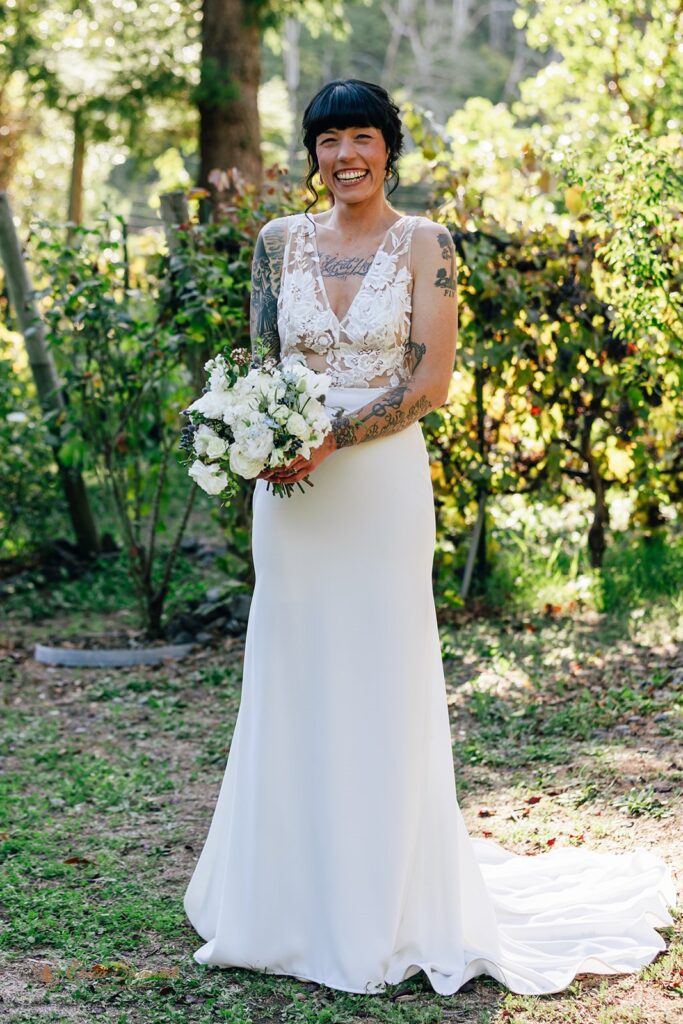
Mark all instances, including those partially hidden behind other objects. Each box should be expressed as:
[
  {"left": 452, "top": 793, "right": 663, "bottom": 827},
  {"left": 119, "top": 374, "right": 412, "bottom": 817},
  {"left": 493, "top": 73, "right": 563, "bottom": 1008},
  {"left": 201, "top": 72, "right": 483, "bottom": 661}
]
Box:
[{"left": 180, "top": 348, "right": 333, "bottom": 500}]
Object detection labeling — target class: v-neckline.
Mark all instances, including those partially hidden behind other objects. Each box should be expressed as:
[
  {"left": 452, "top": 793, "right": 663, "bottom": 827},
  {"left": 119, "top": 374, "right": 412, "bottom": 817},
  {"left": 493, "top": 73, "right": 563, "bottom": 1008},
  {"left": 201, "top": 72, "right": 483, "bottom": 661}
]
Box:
[{"left": 306, "top": 213, "right": 407, "bottom": 327}]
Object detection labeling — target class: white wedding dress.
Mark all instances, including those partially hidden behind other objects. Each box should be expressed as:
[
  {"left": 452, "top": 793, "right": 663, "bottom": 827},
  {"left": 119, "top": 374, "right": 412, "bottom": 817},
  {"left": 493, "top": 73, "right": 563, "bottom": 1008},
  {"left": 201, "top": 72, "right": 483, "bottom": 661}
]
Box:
[{"left": 183, "top": 213, "right": 677, "bottom": 995}]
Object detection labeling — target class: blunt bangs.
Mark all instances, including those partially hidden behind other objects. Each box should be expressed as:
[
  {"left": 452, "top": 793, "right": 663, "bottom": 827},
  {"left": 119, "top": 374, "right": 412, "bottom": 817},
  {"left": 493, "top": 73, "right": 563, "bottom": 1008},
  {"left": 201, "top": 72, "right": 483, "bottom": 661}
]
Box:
[{"left": 303, "top": 82, "right": 389, "bottom": 142}]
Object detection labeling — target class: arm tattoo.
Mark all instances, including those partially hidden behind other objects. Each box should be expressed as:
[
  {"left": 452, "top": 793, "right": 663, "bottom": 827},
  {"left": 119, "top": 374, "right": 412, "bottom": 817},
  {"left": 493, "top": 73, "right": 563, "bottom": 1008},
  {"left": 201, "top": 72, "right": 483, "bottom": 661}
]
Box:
[
  {"left": 331, "top": 383, "right": 433, "bottom": 450},
  {"left": 250, "top": 223, "right": 285, "bottom": 362},
  {"left": 405, "top": 339, "right": 427, "bottom": 375},
  {"left": 434, "top": 231, "right": 456, "bottom": 298}
]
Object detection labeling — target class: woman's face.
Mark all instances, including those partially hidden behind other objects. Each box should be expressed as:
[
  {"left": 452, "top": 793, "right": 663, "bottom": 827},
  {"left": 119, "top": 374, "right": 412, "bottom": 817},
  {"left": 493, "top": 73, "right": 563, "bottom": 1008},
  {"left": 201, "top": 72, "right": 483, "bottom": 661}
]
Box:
[{"left": 315, "top": 125, "right": 389, "bottom": 205}]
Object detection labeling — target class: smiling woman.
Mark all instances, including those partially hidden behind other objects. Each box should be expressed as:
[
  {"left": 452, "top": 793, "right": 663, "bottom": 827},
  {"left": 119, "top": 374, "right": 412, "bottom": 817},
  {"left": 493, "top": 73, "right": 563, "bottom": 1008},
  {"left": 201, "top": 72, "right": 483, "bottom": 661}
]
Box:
[{"left": 183, "top": 78, "right": 676, "bottom": 998}]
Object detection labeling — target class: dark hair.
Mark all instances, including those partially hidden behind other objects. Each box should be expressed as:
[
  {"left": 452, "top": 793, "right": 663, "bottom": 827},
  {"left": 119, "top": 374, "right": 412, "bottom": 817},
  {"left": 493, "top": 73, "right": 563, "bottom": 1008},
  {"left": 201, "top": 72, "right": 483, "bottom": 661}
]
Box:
[{"left": 301, "top": 79, "right": 404, "bottom": 214}]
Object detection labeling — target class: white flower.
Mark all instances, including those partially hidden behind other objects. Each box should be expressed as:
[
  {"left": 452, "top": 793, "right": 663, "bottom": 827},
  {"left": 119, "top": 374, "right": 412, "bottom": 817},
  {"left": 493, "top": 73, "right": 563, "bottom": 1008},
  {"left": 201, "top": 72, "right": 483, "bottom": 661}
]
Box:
[
  {"left": 204, "top": 355, "right": 231, "bottom": 392},
  {"left": 186, "top": 389, "right": 232, "bottom": 421},
  {"left": 286, "top": 411, "right": 309, "bottom": 440},
  {"left": 223, "top": 397, "right": 258, "bottom": 428},
  {"left": 229, "top": 446, "right": 264, "bottom": 479},
  {"left": 193, "top": 424, "right": 228, "bottom": 460},
  {"left": 305, "top": 371, "right": 332, "bottom": 399},
  {"left": 280, "top": 353, "right": 308, "bottom": 376},
  {"left": 6, "top": 411, "right": 28, "bottom": 424},
  {"left": 188, "top": 459, "right": 229, "bottom": 495},
  {"left": 233, "top": 420, "right": 274, "bottom": 461}
]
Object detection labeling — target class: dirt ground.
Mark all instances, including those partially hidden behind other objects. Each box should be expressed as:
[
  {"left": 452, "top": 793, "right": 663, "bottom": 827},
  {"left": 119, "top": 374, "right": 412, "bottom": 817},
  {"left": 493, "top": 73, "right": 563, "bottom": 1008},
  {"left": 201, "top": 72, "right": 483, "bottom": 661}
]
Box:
[{"left": 1, "top": 609, "right": 681, "bottom": 1024}]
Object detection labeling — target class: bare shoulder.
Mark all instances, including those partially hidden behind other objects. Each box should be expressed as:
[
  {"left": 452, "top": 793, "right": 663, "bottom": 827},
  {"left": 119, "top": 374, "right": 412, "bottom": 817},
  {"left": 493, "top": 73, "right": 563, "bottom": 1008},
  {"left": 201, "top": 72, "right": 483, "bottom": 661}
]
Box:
[
  {"left": 260, "top": 214, "right": 291, "bottom": 234},
  {"left": 410, "top": 216, "right": 454, "bottom": 255}
]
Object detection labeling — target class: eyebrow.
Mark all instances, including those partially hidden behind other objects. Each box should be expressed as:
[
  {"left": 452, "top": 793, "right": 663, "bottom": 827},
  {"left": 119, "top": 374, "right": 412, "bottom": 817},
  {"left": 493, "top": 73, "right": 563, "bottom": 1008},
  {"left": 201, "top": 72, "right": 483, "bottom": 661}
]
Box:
[{"left": 319, "top": 126, "right": 374, "bottom": 135}]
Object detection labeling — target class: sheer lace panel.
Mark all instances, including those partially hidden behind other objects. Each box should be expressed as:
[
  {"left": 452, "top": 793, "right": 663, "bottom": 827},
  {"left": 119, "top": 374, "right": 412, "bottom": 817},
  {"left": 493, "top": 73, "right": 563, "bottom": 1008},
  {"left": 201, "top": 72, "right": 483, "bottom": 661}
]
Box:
[{"left": 277, "top": 213, "right": 419, "bottom": 388}]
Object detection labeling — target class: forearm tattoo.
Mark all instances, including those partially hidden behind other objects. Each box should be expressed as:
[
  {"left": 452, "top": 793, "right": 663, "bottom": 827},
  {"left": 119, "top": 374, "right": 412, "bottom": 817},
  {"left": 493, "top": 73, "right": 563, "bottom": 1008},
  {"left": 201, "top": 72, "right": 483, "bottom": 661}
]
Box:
[
  {"left": 250, "top": 224, "right": 285, "bottom": 362},
  {"left": 331, "top": 384, "right": 433, "bottom": 450}
]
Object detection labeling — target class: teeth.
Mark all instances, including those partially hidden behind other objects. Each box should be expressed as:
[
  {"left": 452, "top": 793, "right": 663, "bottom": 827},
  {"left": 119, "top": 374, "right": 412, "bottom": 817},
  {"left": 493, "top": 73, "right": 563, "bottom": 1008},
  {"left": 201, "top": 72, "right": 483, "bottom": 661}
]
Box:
[{"left": 336, "top": 171, "right": 367, "bottom": 181}]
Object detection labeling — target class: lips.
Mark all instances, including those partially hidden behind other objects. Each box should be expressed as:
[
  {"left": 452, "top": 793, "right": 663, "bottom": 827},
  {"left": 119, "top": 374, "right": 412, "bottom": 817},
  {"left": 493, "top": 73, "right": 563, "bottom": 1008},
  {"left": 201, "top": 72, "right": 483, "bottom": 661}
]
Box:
[{"left": 333, "top": 169, "right": 369, "bottom": 183}]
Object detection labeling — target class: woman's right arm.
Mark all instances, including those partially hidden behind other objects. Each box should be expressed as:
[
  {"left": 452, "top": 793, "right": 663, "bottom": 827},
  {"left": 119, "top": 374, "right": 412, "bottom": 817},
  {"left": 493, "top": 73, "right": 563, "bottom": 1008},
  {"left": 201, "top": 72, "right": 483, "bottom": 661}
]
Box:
[{"left": 249, "top": 218, "right": 287, "bottom": 363}]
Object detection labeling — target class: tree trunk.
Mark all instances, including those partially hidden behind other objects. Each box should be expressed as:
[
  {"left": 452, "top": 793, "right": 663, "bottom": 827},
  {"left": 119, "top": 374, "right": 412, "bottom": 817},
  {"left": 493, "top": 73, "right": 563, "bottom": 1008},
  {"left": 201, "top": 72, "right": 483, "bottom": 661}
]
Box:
[
  {"left": 68, "top": 109, "right": 85, "bottom": 230},
  {"left": 488, "top": 1, "right": 508, "bottom": 51},
  {"left": 0, "top": 191, "right": 101, "bottom": 557},
  {"left": 581, "top": 417, "right": 609, "bottom": 568},
  {"left": 198, "top": 0, "right": 263, "bottom": 192},
  {"left": 451, "top": 0, "right": 470, "bottom": 47},
  {"left": 283, "top": 17, "right": 301, "bottom": 171}
]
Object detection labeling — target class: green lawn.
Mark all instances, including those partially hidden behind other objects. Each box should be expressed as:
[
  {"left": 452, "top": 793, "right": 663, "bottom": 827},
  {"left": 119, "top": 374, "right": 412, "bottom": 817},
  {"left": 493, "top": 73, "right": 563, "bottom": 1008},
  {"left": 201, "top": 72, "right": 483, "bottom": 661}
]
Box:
[{"left": 1, "top": 587, "right": 681, "bottom": 1024}]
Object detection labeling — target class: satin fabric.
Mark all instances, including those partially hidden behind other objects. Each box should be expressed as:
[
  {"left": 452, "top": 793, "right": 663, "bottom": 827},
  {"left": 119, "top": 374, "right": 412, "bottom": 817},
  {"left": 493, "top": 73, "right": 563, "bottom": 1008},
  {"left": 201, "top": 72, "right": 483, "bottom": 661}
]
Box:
[{"left": 183, "top": 385, "right": 676, "bottom": 995}]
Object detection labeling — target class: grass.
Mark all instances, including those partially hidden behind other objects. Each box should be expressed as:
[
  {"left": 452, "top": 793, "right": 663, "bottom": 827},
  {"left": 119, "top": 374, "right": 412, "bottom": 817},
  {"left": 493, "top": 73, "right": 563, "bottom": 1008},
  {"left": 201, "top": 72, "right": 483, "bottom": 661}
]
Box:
[{"left": 2, "top": 589, "right": 682, "bottom": 1023}]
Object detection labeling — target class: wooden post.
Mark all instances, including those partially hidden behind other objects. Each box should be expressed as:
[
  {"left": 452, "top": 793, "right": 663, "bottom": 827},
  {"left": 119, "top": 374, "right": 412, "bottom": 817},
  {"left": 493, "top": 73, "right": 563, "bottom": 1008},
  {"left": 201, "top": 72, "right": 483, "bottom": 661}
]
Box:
[
  {"left": 159, "top": 191, "right": 190, "bottom": 252},
  {"left": 0, "top": 191, "right": 101, "bottom": 556},
  {"left": 460, "top": 362, "right": 489, "bottom": 600},
  {"left": 473, "top": 362, "right": 488, "bottom": 584},
  {"left": 460, "top": 492, "right": 486, "bottom": 600}
]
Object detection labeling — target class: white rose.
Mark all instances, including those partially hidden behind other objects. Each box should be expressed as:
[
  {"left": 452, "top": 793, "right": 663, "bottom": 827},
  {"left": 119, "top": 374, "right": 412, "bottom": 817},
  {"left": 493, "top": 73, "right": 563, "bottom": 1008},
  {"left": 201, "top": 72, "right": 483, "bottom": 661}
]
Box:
[
  {"left": 193, "top": 424, "right": 228, "bottom": 460},
  {"left": 229, "top": 446, "right": 264, "bottom": 479},
  {"left": 188, "top": 458, "right": 228, "bottom": 495},
  {"left": 286, "top": 411, "right": 309, "bottom": 440}
]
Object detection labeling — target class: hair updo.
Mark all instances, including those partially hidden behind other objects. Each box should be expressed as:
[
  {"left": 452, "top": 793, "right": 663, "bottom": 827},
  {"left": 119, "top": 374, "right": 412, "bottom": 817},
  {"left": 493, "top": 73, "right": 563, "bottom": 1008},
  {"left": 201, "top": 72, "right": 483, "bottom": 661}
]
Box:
[{"left": 301, "top": 79, "right": 404, "bottom": 214}]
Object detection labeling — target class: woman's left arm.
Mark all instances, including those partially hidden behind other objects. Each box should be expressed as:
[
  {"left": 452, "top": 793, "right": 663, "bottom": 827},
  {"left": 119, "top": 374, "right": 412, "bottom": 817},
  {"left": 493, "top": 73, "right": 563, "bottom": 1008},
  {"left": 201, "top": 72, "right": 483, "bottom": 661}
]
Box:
[{"left": 329, "top": 219, "right": 458, "bottom": 449}]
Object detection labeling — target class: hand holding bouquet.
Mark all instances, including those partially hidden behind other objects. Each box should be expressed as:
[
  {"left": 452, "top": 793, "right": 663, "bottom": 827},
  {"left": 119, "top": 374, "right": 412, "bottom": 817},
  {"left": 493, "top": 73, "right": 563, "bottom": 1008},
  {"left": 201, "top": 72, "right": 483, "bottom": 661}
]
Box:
[{"left": 180, "top": 348, "right": 335, "bottom": 500}]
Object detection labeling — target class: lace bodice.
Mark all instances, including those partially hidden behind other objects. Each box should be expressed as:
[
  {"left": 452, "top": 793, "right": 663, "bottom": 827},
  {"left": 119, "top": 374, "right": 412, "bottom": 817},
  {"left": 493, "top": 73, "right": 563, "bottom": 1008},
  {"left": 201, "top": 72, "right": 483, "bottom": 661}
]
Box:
[{"left": 277, "top": 213, "right": 419, "bottom": 388}]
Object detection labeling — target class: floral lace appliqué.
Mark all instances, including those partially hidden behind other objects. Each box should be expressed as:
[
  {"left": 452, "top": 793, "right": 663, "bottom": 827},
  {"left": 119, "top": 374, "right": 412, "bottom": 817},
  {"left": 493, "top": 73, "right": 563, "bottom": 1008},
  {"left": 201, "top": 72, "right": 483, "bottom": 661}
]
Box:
[{"left": 277, "top": 214, "right": 418, "bottom": 388}]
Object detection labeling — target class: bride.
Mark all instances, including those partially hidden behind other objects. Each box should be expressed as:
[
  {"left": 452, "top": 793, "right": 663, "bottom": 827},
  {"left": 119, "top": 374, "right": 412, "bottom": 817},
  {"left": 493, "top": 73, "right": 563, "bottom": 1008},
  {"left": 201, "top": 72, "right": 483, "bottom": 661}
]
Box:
[{"left": 183, "top": 78, "right": 676, "bottom": 996}]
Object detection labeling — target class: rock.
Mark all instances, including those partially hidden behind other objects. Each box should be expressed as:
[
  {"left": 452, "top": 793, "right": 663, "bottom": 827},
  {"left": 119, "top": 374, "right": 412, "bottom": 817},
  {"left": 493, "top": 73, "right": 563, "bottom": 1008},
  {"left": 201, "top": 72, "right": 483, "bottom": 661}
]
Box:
[
  {"left": 206, "top": 586, "right": 225, "bottom": 603},
  {"left": 180, "top": 536, "right": 200, "bottom": 553},
  {"left": 195, "top": 600, "right": 233, "bottom": 624},
  {"left": 169, "top": 630, "right": 195, "bottom": 645},
  {"left": 232, "top": 594, "right": 252, "bottom": 622},
  {"left": 225, "top": 617, "right": 247, "bottom": 636},
  {"left": 195, "top": 632, "right": 213, "bottom": 643}
]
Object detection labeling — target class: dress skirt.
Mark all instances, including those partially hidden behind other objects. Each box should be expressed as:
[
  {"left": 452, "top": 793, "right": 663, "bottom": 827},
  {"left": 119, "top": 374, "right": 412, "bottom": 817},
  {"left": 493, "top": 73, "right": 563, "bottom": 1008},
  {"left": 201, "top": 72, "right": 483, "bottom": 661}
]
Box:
[{"left": 183, "top": 385, "right": 677, "bottom": 996}]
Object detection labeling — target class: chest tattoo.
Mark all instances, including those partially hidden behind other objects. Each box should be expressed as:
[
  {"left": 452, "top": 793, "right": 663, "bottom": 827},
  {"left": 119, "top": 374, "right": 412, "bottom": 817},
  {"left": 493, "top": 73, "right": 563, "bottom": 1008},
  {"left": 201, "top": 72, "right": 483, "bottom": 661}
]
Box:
[{"left": 319, "top": 253, "right": 375, "bottom": 279}]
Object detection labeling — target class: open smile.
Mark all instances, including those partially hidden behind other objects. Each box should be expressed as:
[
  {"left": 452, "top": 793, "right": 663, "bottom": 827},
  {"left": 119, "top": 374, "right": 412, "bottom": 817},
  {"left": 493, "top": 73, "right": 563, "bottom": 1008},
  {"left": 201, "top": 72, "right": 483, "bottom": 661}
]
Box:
[{"left": 333, "top": 169, "right": 370, "bottom": 185}]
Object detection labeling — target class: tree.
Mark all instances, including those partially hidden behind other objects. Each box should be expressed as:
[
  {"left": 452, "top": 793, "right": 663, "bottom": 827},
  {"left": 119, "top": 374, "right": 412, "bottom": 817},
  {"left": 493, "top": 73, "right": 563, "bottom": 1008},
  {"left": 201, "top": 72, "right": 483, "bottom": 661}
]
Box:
[
  {"left": 513, "top": 0, "right": 683, "bottom": 161},
  {"left": 0, "top": 0, "right": 198, "bottom": 223},
  {"left": 198, "top": 0, "right": 347, "bottom": 202}
]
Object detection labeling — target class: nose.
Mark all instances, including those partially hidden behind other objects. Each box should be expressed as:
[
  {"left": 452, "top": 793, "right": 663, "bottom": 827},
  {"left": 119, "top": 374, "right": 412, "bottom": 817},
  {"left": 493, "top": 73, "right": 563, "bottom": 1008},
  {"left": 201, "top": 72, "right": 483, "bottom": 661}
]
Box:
[{"left": 337, "top": 134, "right": 358, "bottom": 160}]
